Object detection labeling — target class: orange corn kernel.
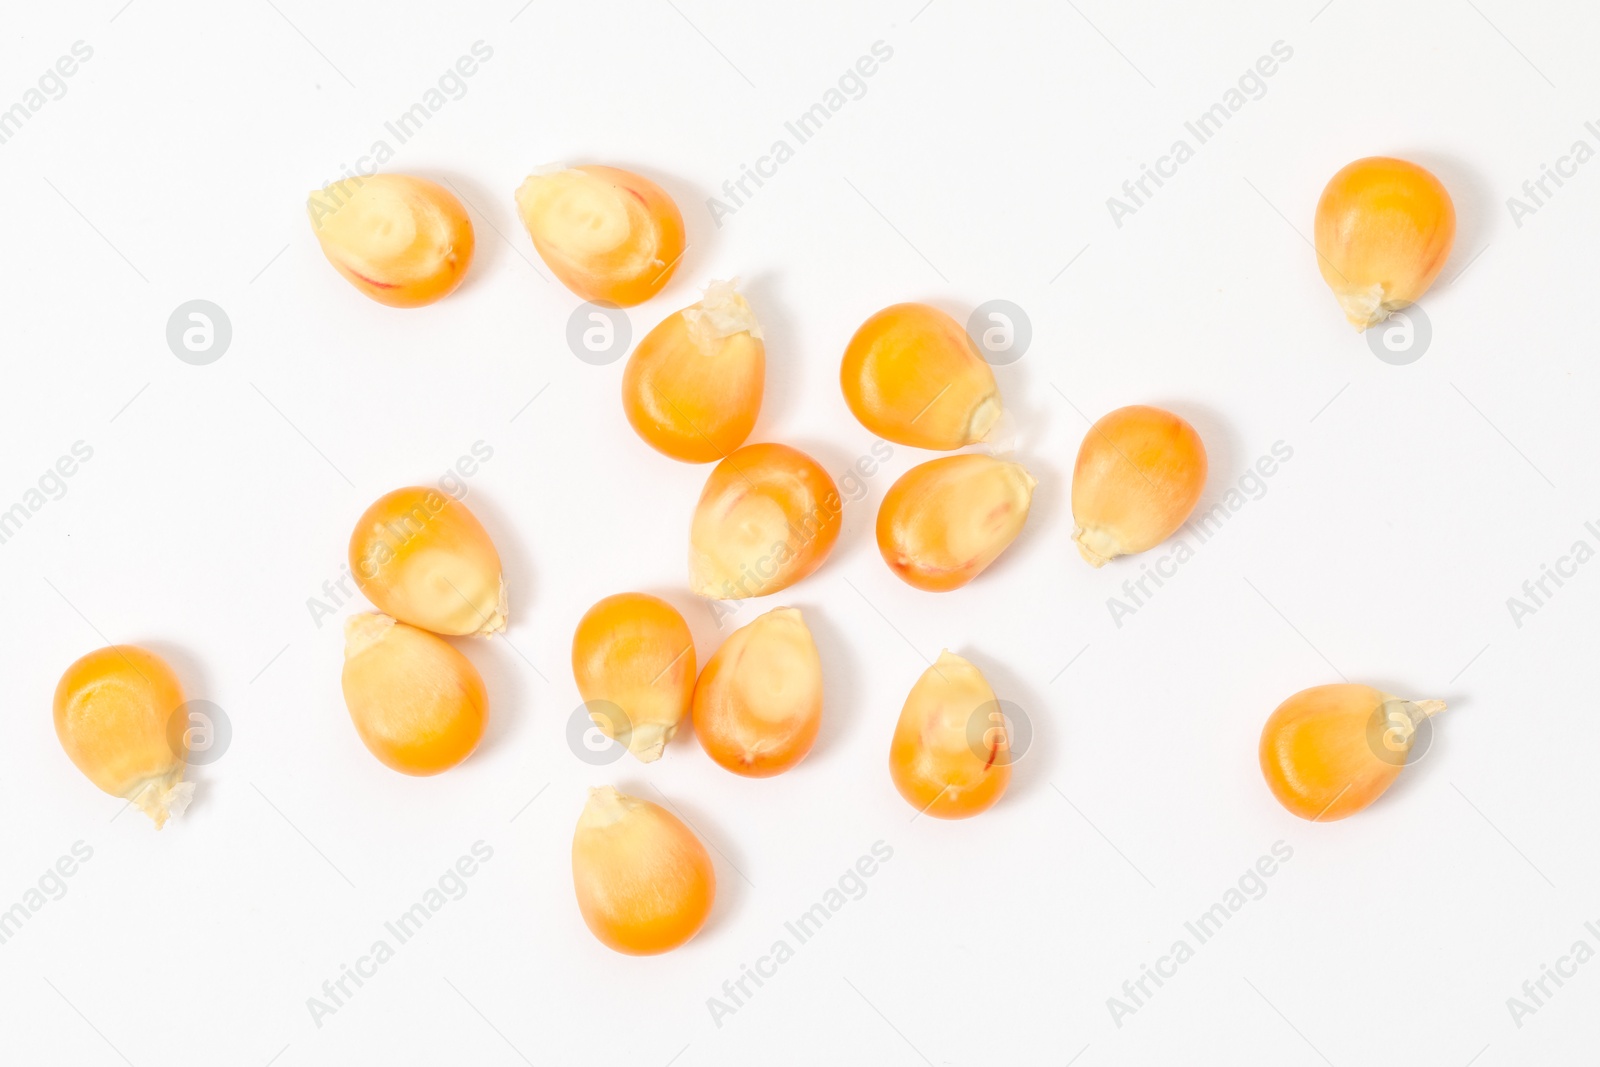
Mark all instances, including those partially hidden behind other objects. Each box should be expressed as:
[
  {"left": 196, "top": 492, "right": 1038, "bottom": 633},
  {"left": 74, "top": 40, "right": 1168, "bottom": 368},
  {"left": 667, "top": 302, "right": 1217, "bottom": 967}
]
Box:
[
  {"left": 1314, "top": 157, "right": 1455, "bottom": 330},
  {"left": 692, "top": 607, "right": 822, "bottom": 777},
  {"left": 341, "top": 613, "right": 488, "bottom": 775},
  {"left": 840, "top": 303, "right": 1002, "bottom": 450},
  {"left": 1071, "top": 405, "right": 1207, "bottom": 567},
  {"left": 349, "top": 487, "right": 507, "bottom": 637},
  {"left": 514, "top": 165, "right": 685, "bottom": 306},
  {"left": 571, "top": 593, "right": 695, "bottom": 762},
  {"left": 689, "top": 443, "right": 842, "bottom": 600},
  {"left": 889, "top": 650, "right": 1010, "bottom": 819},
  {"left": 622, "top": 279, "right": 766, "bottom": 463},
  {"left": 572, "top": 786, "right": 715, "bottom": 955},
  {"left": 54, "top": 645, "right": 193, "bottom": 828},
  {"left": 307, "top": 174, "right": 475, "bottom": 308},
  {"left": 1260, "top": 683, "right": 1445, "bottom": 822},
  {"left": 877, "top": 454, "right": 1036, "bottom": 592}
]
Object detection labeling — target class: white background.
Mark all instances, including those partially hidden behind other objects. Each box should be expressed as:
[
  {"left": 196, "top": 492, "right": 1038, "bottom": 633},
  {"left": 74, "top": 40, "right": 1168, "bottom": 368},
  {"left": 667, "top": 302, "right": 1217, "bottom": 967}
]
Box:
[{"left": 0, "top": 0, "right": 1595, "bottom": 1063}]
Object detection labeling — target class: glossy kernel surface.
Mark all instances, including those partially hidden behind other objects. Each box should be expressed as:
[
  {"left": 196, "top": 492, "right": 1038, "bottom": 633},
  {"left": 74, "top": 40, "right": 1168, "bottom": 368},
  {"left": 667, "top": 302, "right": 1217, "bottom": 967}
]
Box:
[
  {"left": 623, "top": 279, "right": 765, "bottom": 463},
  {"left": 1314, "top": 156, "right": 1456, "bottom": 330},
  {"left": 572, "top": 786, "right": 715, "bottom": 955},
  {"left": 877, "top": 454, "right": 1036, "bottom": 591},
  {"left": 889, "top": 650, "right": 1010, "bottom": 819},
  {"left": 349, "top": 487, "right": 507, "bottom": 637},
  {"left": 1072, "top": 405, "right": 1207, "bottom": 567},
  {"left": 54, "top": 645, "right": 192, "bottom": 828},
  {"left": 689, "top": 443, "right": 841, "bottom": 600},
  {"left": 571, "top": 593, "right": 695, "bottom": 762},
  {"left": 307, "top": 174, "right": 474, "bottom": 308},
  {"left": 515, "top": 164, "right": 685, "bottom": 306},
  {"left": 341, "top": 613, "right": 488, "bottom": 775},
  {"left": 841, "top": 303, "right": 1002, "bottom": 450},
  {"left": 1260, "top": 683, "right": 1445, "bottom": 821},
  {"left": 692, "top": 607, "right": 822, "bottom": 777}
]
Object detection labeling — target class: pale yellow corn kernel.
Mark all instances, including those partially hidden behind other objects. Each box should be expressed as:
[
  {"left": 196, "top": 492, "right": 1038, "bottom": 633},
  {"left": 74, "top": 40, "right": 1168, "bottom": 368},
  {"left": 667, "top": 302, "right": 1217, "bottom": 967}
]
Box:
[
  {"left": 622, "top": 279, "right": 765, "bottom": 463},
  {"left": 877, "top": 454, "right": 1036, "bottom": 592},
  {"left": 349, "top": 487, "right": 507, "bottom": 637},
  {"left": 889, "top": 650, "right": 1010, "bottom": 819},
  {"left": 841, "top": 303, "right": 1002, "bottom": 450},
  {"left": 514, "top": 165, "right": 685, "bottom": 307},
  {"left": 341, "top": 613, "right": 488, "bottom": 775},
  {"left": 571, "top": 593, "right": 696, "bottom": 762},
  {"left": 689, "top": 443, "right": 842, "bottom": 600},
  {"left": 692, "top": 607, "right": 822, "bottom": 777},
  {"left": 572, "top": 786, "right": 715, "bottom": 955},
  {"left": 1314, "top": 157, "right": 1456, "bottom": 330},
  {"left": 307, "top": 174, "right": 475, "bottom": 308},
  {"left": 1071, "top": 405, "right": 1207, "bottom": 567},
  {"left": 54, "top": 645, "right": 194, "bottom": 828}
]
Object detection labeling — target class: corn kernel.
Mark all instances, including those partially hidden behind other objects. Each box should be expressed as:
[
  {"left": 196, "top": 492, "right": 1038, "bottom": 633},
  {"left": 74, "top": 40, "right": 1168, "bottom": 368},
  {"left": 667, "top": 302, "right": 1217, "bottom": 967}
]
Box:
[
  {"left": 622, "top": 279, "right": 765, "bottom": 463},
  {"left": 889, "top": 650, "right": 1009, "bottom": 819},
  {"left": 692, "top": 607, "right": 822, "bottom": 777},
  {"left": 841, "top": 303, "right": 1002, "bottom": 450},
  {"left": 341, "top": 613, "right": 487, "bottom": 775},
  {"left": 877, "top": 454, "right": 1036, "bottom": 591},
  {"left": 307, "top": 174, "right": 475, "bottom": 308},
  {"left": 515, "top": 165, "right": 685, "bottom": 307},
  {"left": 572, "top": 786, "right": 715, "bottom": 955},
  {"left": 572, "top": 593, "right": 695, "bottom": 762},
  {"left": 54, "top": 645, "right": 194, "bottom": 828},
  {"left": 1260, "top": 684, "right": 1444, "bottom": 821},
  {"left": 1314, "top": 157, "right": 1456, "bottom": 330},
  {"left": 1072, "top": 405, "right": 1206, "bottom": 567},
  {"left": 349, "top": 487, "right": 506, "bottom": 637},
  {"left": 689, "top": 443, "right": 841, "bottom": 600}
]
